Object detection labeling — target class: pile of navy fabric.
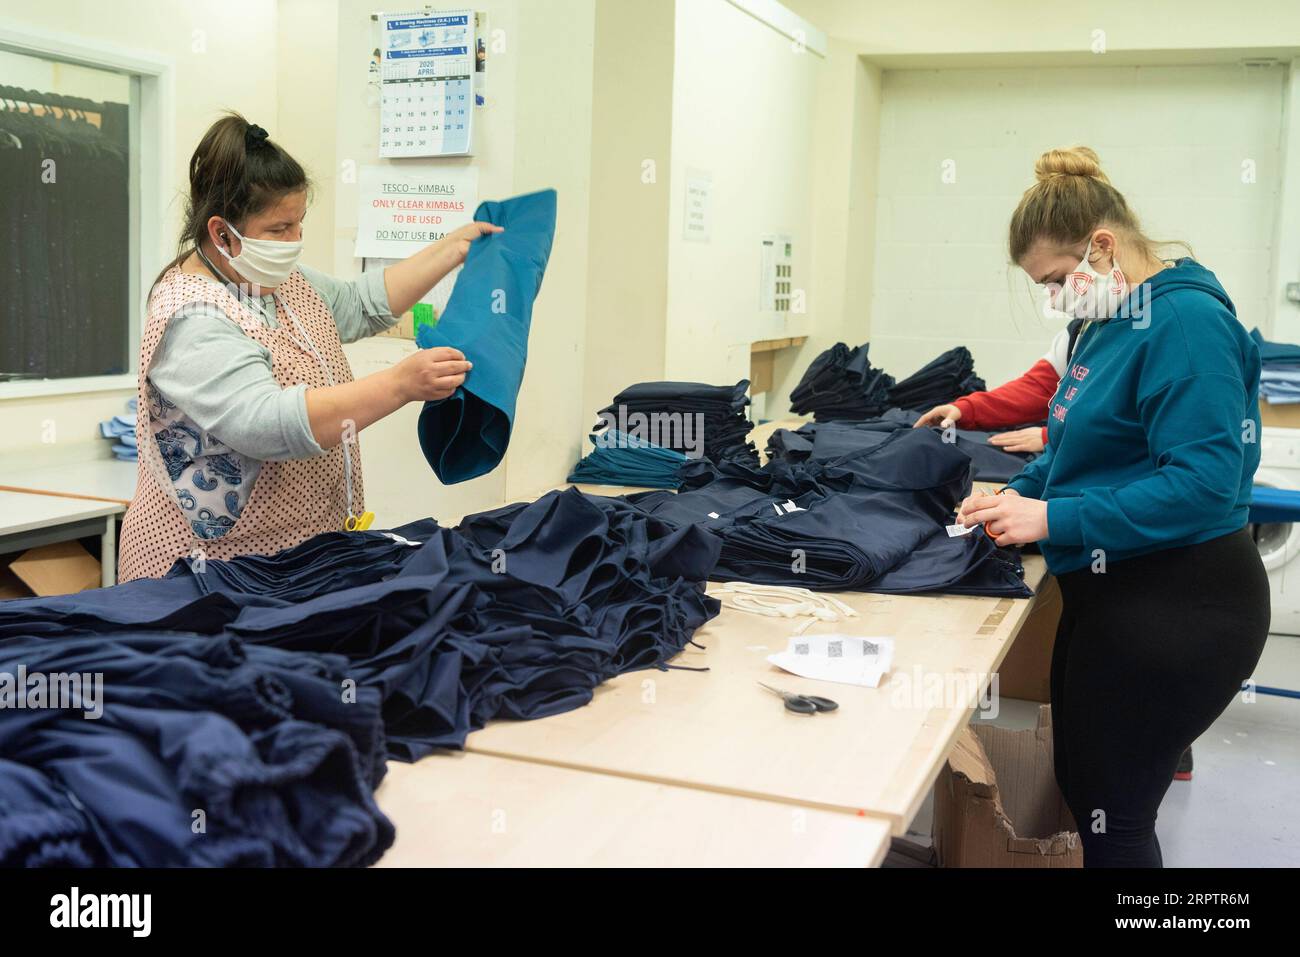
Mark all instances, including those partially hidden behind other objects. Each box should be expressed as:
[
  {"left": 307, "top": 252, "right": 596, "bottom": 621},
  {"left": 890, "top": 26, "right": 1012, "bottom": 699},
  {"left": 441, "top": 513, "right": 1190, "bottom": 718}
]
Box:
[
  {"left": 567, "top": 429, "right": 689, "bottom": 488},
  {"left": 0, "top": 629, "right": 392, "bottom": 867},
  {"left": 625, "top": 426, "right": 1031, "bottom": 597},
  {"left": 887, "top": 346, "right": 986, "bottom": 412},
  {"left": 592, "top": 379, "right": 760, "bottom": 470},
  {"left": 789, "top": 342, "right": 895, "bottom": 422},
  {"left": 766, "top": 409, "right": 1038, "bottom": 484},
  {"left": 0, "top": 493, "right": 721, "bottom": 865}
]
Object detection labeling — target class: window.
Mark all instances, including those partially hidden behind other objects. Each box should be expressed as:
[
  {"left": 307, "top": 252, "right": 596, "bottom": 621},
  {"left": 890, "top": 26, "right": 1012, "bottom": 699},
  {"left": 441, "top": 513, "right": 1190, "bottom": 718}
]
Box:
[{"left": 0, "top": 49, "right": 133, "bottom": 384}]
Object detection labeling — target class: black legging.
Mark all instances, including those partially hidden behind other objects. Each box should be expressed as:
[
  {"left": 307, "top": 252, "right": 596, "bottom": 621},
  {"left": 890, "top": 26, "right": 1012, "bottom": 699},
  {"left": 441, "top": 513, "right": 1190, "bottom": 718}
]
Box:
[{"left": 1051, "top": 527, "right": 1269, "bottom": 867}]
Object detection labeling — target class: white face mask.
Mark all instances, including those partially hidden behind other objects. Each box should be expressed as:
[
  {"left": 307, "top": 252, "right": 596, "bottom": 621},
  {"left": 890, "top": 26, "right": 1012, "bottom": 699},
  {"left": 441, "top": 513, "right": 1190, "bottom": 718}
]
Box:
[
  {"left": 1046, "top": 240, "right": 1128, "bottom": 320},
  {"left": 217, "top": 219, "right": 303, "bottom": 289}
]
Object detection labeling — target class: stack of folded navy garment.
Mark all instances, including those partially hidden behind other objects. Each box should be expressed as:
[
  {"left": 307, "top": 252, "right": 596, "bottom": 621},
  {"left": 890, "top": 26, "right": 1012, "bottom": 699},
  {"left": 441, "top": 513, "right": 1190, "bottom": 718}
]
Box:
[
  {"left": 766, "top": 408, "right": 1037, "bottom": 484},
  {"left": 789, "top": 342, "right": 895, "bottom": 422},
  {"left": 887, "top": 346, "right": 986, "bottom": 412},
  {"left": 1251, "top": 327, "right": 1300, "bottom": 405},
  {"left": 566, "top": 429, "right": 689, "bottom": 489},
  {"left": 626, "top": 426, "right": 1031, "bottom": 597},
  {"left": 594, "top": 379, "right": 760, "bottom": 468}
]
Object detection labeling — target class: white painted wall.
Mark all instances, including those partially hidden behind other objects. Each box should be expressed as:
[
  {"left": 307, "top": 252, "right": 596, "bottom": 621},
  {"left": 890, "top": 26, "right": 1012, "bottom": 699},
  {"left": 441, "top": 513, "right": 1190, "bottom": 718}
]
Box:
[
  {"left": 324, "top": 0, "right": 596, "bottom": 526},
  {"left": 785, "top": 0, "right": 1300, "bottom": 55},
  {"left": 785, "top": 0, "right": 1300, "bottom": 393},
  {"left": 664, "top": 0, "right": 821, "bottom": 387},
  {"left": 869, "top": 64, "right": 1286, "bottom": 388}
]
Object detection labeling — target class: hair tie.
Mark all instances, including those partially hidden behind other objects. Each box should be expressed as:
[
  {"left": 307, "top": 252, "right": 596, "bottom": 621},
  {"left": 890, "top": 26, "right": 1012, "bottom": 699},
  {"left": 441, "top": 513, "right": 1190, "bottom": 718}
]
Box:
[{"left": 245, "top": 124, "right": 270, "bottom": 151}]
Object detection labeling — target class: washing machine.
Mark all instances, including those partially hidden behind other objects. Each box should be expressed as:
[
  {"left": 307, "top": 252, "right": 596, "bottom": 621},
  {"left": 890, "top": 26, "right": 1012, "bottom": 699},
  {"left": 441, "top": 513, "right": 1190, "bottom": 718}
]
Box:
[{"left": 1253, "top": 427, "right": 1300, "bottom": 635}]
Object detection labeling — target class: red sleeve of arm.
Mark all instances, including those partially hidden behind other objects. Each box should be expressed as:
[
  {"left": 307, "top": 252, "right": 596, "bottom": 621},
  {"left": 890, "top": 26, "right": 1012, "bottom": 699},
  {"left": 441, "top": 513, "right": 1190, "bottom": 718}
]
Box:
[{"left": 951, "top": 359, "right": 1060, "bottom": 430}]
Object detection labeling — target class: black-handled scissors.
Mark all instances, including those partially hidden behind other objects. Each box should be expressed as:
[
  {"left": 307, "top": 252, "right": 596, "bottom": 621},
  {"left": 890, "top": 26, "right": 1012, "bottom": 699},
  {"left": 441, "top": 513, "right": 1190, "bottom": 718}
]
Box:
[{"left": 758, "top": 682, "right": 839, "bottom": 715}]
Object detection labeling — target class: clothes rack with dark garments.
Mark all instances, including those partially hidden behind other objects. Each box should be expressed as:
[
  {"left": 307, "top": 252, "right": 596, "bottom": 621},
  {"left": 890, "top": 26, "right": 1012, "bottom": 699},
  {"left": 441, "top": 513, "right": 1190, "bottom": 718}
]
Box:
[
  {"left": 765, "top": 409, "right": 1039, "bottom": 484},
  {"left": 789, "top": 341, "right": 895, "bottom": 422},
  {"left": 416, "top": 189, "right": 557, "bottom": 484},
  {"left": 626, "top": 427, "right": 1032, "bottom": 597},
  {"left": 592, "top": 379, "right": 761, "bottom": 469},
  {"left": 0, "top": 87, "right": 129, "bottom": 382},
  {"left": 886, "top": 346, "right": 986, "bottom": 412}
]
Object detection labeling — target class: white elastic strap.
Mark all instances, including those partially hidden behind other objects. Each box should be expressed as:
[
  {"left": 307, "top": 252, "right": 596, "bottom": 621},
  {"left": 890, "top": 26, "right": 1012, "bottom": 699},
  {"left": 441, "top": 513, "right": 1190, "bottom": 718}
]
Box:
[{"left": 712, "top": 582, "right": 858, "bottom": 635}]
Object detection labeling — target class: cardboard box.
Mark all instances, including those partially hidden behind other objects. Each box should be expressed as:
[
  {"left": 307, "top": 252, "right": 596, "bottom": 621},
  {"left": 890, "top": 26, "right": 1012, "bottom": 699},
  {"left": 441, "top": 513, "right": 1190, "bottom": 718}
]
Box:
[
  {"left": 933, "top": 705, "right": 1082, "bottom": 868},
  {"left": 1259, "top": 398, "right": 1300, "bottom": 430},
  {"left": 0, "top": 563, "right": 33, "bottom": 600},
  {"left": 996, "top": 574, "right": 1061, "bottom": 703},
  {"left": 8, "top": 541, "right": 101, "bottom": 597}
]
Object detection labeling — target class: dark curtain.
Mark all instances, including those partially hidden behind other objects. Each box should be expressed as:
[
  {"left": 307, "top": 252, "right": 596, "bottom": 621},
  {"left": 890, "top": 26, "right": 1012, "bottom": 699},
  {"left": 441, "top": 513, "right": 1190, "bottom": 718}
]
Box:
[{"left": 0, "top": 86, "right": 129, "bottom": 381}]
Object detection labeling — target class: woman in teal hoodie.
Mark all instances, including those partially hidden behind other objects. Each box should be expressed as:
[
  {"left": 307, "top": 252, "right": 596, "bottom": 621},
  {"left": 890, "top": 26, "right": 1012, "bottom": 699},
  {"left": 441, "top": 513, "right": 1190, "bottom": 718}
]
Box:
[{"left": 958, "top": 147, "right": 1269, "bottom": 868}]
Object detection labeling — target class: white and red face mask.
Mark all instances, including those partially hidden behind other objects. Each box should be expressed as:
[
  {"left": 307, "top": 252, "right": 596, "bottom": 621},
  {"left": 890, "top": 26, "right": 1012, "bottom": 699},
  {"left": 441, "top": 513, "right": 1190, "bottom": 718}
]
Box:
[{"left": 1046, "top": 240, "right": 1128, "bottom": 320}]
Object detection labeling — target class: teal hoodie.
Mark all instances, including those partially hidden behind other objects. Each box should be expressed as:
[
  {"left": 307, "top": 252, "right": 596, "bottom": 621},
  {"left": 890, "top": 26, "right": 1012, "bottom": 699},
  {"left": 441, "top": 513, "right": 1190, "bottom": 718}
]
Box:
[{"left": 1005, "top": 259, "right": 1261, "bottom": 574}]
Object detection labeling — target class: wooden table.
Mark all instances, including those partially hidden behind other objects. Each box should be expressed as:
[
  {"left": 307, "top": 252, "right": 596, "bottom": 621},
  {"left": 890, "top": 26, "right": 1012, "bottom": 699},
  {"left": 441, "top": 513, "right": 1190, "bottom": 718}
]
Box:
[
  {"left": 375, "top": 752, "right": 891, "bottom": 867},
  {"left": 376, "top": 414, "right": 1047, "bottom": 861}
]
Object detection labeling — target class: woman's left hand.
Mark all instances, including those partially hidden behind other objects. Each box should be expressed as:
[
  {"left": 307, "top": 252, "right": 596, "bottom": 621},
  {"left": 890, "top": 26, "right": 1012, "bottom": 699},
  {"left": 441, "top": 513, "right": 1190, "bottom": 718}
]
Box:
[
  {"left": 442, "top": 221, "right": 504, "bottom": 266},
  {"left": 956, "top": 492, "right": 1049, "bottom": 546},
  {"left": 988, "top": 426, "right": 1045, "bottom": 453}
]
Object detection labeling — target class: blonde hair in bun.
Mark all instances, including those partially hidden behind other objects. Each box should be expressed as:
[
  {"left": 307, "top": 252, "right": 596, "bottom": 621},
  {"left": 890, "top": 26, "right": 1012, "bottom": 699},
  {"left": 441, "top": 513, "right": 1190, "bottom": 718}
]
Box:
[
  {"left": 1034, "top": 146, "right": 1109, "bottom": 185},
  {"left": 1010, "top": 146, "right": 1165, "bottom": 263}
]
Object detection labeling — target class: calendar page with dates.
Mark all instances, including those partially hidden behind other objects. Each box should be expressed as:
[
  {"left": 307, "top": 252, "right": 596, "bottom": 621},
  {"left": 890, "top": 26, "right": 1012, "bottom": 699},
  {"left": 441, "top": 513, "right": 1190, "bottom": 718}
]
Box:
[{"left": 379, "top": 9, "right": 475, "bottom": 157}]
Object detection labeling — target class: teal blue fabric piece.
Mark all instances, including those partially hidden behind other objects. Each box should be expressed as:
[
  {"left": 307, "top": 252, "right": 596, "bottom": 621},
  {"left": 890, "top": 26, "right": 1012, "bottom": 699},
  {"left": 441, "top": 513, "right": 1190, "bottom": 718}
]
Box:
[{"left": 416, "top": 189, "right": 557, "bottom": 483}]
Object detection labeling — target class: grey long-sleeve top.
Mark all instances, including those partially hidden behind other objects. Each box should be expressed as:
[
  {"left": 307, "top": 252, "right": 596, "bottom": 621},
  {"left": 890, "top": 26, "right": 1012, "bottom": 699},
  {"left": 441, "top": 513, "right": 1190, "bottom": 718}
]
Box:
[{"left": 148, "top": 265, "right": 397, "bottom": 460}]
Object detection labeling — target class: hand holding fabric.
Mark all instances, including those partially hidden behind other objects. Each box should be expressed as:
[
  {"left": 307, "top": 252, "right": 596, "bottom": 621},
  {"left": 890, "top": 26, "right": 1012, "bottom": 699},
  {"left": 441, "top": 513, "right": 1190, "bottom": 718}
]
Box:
[
  {"left": 957, "top": 489, "right": 1049, "bottom": 547},
  {"left": 395, "top": 347, "right": 471, "bottom": 402},
  {"left": 913, "top": 403, "right": 961, "bottom": 429}
]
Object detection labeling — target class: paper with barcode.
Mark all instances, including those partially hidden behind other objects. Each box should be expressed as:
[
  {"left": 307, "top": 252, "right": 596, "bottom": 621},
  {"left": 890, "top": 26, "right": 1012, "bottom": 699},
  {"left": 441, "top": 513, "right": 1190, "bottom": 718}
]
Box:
[{"left": 766, "top": 634, "right": 895, "bottom": 688}]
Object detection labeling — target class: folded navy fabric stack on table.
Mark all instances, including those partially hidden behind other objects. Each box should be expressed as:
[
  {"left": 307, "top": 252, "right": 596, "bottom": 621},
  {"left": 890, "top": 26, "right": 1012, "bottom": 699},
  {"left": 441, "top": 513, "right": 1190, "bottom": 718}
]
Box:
[
  {"left": 1251, "top": 327, "right": 1300, "bottom": 404},
  {"left": 0, "top": 494, "right": 721, "bottom": 866},
  {"left": 886, "top": 346, "right": 986, "bottom": 412},
  {"left": 789, "top": 342, "right": 895, "bottom": 422},
  {"left": 590, "top": 379, "right": 760, "bottom": 471},
  {"left": 566, "top": 429, "right": 689, "bottom": 489},
  {"left": 626, "top": 426, "right": 1032, "bottom": 597},
  {"left": 766, "top": 408, "right": 1038, "bottom": 484}
]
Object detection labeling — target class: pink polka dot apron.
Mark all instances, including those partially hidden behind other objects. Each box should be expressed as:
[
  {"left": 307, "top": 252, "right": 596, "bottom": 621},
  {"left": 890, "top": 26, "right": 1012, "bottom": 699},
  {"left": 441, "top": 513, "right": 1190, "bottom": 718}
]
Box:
[{"left": 118, "top": 266, "right": 365, "bottom": 582}]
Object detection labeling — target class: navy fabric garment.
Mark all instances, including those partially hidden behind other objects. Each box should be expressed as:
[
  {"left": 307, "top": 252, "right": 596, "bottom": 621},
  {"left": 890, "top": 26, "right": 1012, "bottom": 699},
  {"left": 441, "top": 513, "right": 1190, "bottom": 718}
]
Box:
[
  {"left": 766, "top": 410, "right": 1036, "bottom": 484},
  {"left": 5, "top": 491, "right": 722, "bottom": 769},
  {"left": 596, "top": 379, "right": 760, "bottom": 467},
  {"left": 887, "top": 346, "right": 986, "bottom": 412},
  {"left": 567, "top": 430, "right": 688, "bottom": 488},
  {"left": 0, "top": 632, "right": 393, "bottom": 867},
  {"left": 417, "top": 189, "right": 557, "bottom": 484},
  {"left": 628, "top": 427, "right": 1031, "bottom": 596},
  {"left": 789, "top": 342, "right": 895, "bottom": 422},
  {"left": 0, "top": 759, "right": 99, "bottom": 867}
]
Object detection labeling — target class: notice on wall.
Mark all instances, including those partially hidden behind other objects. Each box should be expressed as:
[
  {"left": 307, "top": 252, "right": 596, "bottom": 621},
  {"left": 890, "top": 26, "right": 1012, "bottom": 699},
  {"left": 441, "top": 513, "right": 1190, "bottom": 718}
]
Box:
[
  {"left": 683, "top": 168, "right": 712, "bottom": 242},
  {"left": 378, "top": 9, "right": 475, "bottom": 157},
  {"left": 354, "top": 164, "right": 479, "bottom": 259}
]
